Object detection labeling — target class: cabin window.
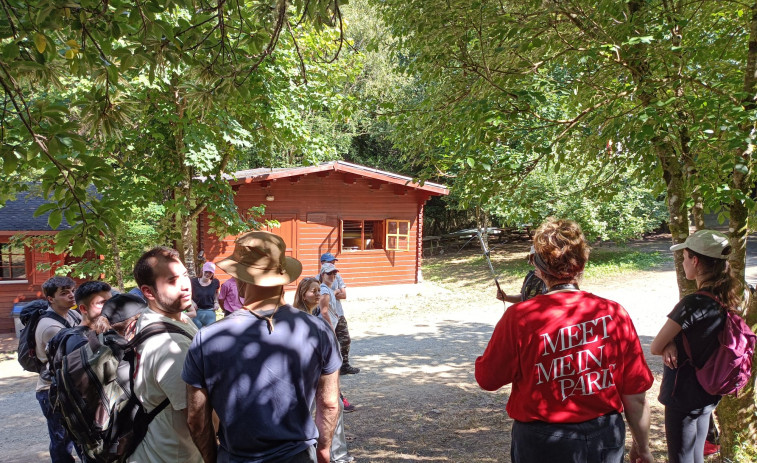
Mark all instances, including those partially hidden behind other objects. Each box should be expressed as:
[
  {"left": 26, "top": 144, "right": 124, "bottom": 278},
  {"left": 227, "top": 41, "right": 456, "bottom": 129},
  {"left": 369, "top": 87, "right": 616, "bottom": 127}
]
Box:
[
  {"left": 386, "top": 220, "right": 411, "bottom": 251},
  {"left": 341, "top": 220, "right": 385, "bottom": 251},
  {"left": 0, "top": 243, "right": 26, "bottom": 280}
]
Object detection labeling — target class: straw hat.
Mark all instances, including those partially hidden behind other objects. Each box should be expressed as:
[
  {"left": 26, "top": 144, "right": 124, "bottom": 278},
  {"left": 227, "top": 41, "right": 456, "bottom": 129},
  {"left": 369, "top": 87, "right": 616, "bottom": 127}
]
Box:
[{"left": 217, "top": 231, "right": 302, "bottom": 287}]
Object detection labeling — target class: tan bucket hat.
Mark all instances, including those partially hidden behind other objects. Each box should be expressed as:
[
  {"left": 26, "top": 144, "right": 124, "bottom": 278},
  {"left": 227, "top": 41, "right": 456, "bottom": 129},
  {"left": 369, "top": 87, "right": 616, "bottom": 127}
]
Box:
[{"left": 217, "top": 231, "right": 302, "bottom": 286}]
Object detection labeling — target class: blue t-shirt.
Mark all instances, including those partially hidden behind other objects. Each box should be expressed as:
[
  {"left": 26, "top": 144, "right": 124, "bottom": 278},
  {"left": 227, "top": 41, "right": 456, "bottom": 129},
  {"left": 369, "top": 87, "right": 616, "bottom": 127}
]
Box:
[{"left": 182, "top": 305, "right": 342, "bottom": 462}]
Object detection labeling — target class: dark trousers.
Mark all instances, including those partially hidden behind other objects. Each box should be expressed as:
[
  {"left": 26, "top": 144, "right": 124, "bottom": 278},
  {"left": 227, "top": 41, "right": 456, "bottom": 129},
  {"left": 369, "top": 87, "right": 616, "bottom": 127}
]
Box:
[
  {"left": 335, "top": 316, "right": 352, "bottom": 365},
  {"left": 511, "top": 412, "right": 625, "bottom": 463},
  {"left": 219, "top": 445, "right": 316, "bottom": 463},
  {"left": 36, "top": 389, "right": 83, "bottom": 463},
  {"left": 665, "top": 404, "right": 716, "bottom": 463}
]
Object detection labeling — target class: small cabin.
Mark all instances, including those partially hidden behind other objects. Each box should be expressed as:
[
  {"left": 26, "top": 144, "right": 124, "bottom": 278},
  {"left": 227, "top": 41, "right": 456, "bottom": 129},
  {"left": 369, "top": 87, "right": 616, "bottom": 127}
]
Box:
[
  {"left": 0, "top": 191, "right": 70, "bottom": 334},
  {"left": 199, "top": 161, "right": 449, "bottom": 288}
]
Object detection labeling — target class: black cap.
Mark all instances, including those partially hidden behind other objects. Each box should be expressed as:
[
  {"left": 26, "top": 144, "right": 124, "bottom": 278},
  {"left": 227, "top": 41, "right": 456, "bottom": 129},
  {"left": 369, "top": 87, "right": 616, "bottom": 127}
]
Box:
[{"left": 101, "top": 294, "right": 146, "bottom": 324}]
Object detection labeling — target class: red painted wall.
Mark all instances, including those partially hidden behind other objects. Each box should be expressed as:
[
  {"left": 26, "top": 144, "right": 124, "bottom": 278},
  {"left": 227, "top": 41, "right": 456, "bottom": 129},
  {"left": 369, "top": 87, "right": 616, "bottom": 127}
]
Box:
[
  {"left": 200, "top": 172, "right": 431, "bottom": 288},
  {"left": 0, "top": 236, "right": 60, "bottom": 333}
]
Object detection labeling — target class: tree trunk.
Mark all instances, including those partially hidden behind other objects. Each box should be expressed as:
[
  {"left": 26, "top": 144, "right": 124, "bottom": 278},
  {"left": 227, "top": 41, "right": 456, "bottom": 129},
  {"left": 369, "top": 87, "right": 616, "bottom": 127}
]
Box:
[
  {"left": 719, "top": 5, "right": 757, "bottom": 458},
  {"left": 109, "top": 232, "right": 124, "bottom": 291},
  {"left": 658, "top": 142, "right": 697, "bottom": 298}
]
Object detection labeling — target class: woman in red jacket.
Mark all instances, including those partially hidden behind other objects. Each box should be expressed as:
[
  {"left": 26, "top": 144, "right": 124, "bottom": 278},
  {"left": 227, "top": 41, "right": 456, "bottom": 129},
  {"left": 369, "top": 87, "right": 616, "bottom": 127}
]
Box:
[{"left": 475, "top": 218, "right": 654, "bottom": 463}]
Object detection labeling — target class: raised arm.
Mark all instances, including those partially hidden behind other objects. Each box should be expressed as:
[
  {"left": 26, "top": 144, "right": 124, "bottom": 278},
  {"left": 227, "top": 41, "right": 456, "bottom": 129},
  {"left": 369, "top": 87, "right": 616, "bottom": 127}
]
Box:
[{"left": 314, "top": 371, "right": 340, "bottom": 463}]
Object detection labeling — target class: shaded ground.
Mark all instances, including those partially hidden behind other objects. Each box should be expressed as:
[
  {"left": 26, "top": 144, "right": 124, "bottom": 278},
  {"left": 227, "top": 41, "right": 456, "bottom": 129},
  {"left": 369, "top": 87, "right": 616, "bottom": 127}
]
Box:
[{"left": 0, "top": 234, "right": 749, "bottom": 462}]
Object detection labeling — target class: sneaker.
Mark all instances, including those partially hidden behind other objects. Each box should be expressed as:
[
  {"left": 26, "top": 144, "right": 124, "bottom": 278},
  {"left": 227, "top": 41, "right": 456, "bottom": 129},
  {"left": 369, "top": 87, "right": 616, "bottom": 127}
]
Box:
[
  {"left": 340, "top": 364, "right": 360, "bottom": 375},
  {"left": 342, "top": 396, "right": 356, "bottom": 413},
  {"left": 704, "top": 441, "right": 720, "bottom": 456}
]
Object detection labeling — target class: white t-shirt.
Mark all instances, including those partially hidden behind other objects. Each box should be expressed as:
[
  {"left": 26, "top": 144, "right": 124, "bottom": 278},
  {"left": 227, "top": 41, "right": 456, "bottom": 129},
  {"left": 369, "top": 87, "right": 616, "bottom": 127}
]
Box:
[{"left": 128, "top": 308, "right": 202, "bottom": 463}]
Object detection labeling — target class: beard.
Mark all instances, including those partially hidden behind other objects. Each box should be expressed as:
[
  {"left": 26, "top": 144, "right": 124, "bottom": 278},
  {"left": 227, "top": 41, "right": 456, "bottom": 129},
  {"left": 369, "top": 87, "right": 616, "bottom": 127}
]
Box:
[{"left": 153, "top": 291, "right": 191, "bottom": 314}]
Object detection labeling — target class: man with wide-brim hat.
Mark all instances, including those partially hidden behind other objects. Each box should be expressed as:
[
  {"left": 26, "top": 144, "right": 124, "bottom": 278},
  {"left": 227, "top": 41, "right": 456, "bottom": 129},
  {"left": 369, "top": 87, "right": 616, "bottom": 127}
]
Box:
[{"left": 184, "top": 231, "right": 342, "bottom": 463}]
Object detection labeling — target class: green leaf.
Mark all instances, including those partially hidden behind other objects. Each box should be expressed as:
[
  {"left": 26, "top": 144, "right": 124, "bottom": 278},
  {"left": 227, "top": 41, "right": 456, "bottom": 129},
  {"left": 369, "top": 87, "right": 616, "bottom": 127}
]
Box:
[
  {"left": 34, "top": 33, "right": 47, "bottom": 53},
  {"left": 3, "top": 42, "right": 19, "bottom": 60},
  {"left": 33, "top": 202, "right": 57, "bottom": 217},
  {"left": 48, "top": 209, "right": 62, "bottom": 229}
]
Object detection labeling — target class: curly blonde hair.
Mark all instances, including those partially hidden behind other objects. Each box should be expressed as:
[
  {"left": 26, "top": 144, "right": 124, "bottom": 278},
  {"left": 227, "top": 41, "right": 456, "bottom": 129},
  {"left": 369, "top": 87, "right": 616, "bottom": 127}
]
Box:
[{"left": 532, "top": 218, "right": 590, "bottom": 282}]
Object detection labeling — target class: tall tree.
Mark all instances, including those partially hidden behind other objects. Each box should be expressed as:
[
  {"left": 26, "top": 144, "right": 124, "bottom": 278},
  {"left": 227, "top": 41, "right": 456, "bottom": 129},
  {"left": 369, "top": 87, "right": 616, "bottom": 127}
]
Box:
[{"left": 375, "top": 0, "right": 757, "bottom": 455}]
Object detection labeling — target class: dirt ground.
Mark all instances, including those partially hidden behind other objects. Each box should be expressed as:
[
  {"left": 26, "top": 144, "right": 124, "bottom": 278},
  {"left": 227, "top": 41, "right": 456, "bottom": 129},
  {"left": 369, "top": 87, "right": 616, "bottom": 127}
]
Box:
[{"left": 0, "top": 235, "right": 745, "bottom": 462}]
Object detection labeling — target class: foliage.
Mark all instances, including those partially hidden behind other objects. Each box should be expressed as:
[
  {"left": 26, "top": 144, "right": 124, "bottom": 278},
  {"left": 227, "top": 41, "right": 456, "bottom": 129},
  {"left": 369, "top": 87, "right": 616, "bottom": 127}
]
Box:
[
  {"left": 423, "top": 247, "right": 668, "bottom": 286},
  {"left": 0, "top": 0, "right": 349, "bottom": 258},
  {"left": 374, "top": 0, "right": 757, "bottom": 224},
  {"left": 482, "top": 164, "right": 668, "bottom": 242}
]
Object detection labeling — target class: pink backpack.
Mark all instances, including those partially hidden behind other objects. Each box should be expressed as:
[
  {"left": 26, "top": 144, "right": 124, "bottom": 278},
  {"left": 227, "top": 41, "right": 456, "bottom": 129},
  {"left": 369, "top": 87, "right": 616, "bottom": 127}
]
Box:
[{"left": 682, "top": 291, "right": 756, "bottom": 396}]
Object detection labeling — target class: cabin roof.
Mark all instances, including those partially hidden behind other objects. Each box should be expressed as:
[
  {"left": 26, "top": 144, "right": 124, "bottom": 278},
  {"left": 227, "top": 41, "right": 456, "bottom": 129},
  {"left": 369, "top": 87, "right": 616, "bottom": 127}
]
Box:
[
  {"left": 0, "top": 190, "right": 70, "bottom": 232},
  {"left": 222, "top": 161, "right": 449, "bottom": 195}
]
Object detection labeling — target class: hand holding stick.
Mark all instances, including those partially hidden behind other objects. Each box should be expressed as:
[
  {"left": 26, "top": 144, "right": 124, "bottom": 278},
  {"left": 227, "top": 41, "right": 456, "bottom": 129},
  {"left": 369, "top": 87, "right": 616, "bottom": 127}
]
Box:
[{"left": 477, "top": 230, "right": 505, "bottom": 308}]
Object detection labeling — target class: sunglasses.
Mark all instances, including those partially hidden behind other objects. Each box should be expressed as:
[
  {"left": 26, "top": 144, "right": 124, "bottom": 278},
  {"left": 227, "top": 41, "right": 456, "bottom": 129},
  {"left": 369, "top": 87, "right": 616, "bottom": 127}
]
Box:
[{"left": 325, "top": 271, "right": 338, "bottom": 276}]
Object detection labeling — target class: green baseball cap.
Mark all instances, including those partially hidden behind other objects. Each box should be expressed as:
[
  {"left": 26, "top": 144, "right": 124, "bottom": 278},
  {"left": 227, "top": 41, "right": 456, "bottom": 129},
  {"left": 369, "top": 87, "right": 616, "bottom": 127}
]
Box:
[{"left": 670, "top": 229, "right": 731, "bottom": 259}]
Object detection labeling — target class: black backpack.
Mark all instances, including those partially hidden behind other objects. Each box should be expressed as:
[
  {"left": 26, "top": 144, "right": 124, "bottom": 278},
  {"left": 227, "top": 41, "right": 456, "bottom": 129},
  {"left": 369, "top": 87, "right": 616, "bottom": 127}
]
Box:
[
  {"left": 17, "top": 299, "right": 81, "bottom": 373},
  {"left": 49, "top": 322, "right": 192, "bottom": 463}
]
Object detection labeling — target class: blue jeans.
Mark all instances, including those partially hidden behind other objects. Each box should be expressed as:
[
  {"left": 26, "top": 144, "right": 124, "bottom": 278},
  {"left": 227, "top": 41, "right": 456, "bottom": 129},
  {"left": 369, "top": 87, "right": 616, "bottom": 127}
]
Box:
[
  {"left": 511, "top": 412, "right": 625, "bottom": 463},
  {"left": 36, "top": 389, "right": 83, "bottom": 463},
  {"left": 193, "top": 308, "right": 217, "bottom": 328}
]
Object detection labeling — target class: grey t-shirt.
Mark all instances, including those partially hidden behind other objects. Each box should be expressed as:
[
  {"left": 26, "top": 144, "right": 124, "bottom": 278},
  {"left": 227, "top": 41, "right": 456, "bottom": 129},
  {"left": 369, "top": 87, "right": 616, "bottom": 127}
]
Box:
[
  {"left": 182, "top": 306, "right": 342, "bottom": 462},
  {"left": 319, "top": 283, "right": 339, "bottom": 327},
  {"left": 35, "top": 309, "right": 80, "bottom": 391}
]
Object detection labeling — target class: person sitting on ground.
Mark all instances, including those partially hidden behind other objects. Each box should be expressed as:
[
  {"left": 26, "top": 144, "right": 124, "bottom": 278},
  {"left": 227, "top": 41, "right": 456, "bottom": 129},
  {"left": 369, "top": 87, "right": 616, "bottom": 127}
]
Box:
[
  {"left": 191, "top": 261, "right": 220, "bottom": 329},
  {"left": 184, "top": 231, "right": 341, "bottom": 463},
  {"left": 293, "top": 277, "right": 355, "bottom": 463},
  {"left": 475, "top": 218, "right": 654, "bottom": 463},
  {"left": 496, "top": 246, "right": 547, "bottom": 304},
  {"left": 651, "top": 229, "right": 740, "bottom": 463},
  {"left": 34, "top": 276, "right": 84, "bottom": 463},
  {"left": 320, "top": 253, "right": 359, "bottom": 375},
  {"left": 218, "top": 276, "right": 244, "bottom": 317}
]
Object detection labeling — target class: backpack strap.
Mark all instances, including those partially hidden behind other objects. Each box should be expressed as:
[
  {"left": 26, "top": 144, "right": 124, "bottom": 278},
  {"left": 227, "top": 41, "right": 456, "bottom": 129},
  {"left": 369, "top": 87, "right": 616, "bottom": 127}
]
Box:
[
  {"left": 42, "top": 309, "right": 75, "bottom": 329},
  {"left": 127, "top": 322, "right": 194, "bottom": 415},
  {"left": 128, "top": 321, "right": 193, "bottom": 349}
]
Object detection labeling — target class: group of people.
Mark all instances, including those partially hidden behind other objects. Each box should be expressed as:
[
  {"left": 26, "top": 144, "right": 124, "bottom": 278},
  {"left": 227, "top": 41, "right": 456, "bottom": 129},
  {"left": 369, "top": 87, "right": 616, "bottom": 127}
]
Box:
[
  {"left": 31, "top": 231, "right": 359, "bottom": 463},
  {"left": 29, "top": 218, "right": 745, "bottom": 463},
  {"left": 477, "top": 219, "right": 744, "bottom": 463}
]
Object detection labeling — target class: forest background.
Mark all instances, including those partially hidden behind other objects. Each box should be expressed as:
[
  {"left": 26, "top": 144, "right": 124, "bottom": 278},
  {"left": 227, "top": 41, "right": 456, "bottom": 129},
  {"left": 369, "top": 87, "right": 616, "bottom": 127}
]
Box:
[{"left": 1, "top": 0, "right": 757, "bottom": 460}]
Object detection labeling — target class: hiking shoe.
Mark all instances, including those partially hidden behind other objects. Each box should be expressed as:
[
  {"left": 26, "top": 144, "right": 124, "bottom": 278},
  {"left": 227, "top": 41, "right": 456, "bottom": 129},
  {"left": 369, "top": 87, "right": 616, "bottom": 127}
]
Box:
[
  {"left": 704, "top": 441, "right": 720, "bottom": 456},
  {"left": 340, "top": 365, "right": 360, "bottom": 375},
  {"left": 342, "top": 396, "right": 356, "bottom": 413}
]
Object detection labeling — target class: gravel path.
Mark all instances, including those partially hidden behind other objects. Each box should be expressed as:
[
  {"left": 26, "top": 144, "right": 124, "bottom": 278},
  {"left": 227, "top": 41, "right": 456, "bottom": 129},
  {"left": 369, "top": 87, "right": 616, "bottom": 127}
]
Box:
[{"left": 1, "top": 237, "right": 753, "bottom": 462}]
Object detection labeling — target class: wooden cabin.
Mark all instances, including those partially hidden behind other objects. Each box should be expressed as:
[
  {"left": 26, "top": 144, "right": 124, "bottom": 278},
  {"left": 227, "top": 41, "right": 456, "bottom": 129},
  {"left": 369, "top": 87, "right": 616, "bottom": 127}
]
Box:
[
  {"left": 199, "top": 161, "right": 449, "bottom": 288},
  {"left": 0, "top": 191, "right": 69, "bottom": 334}
]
